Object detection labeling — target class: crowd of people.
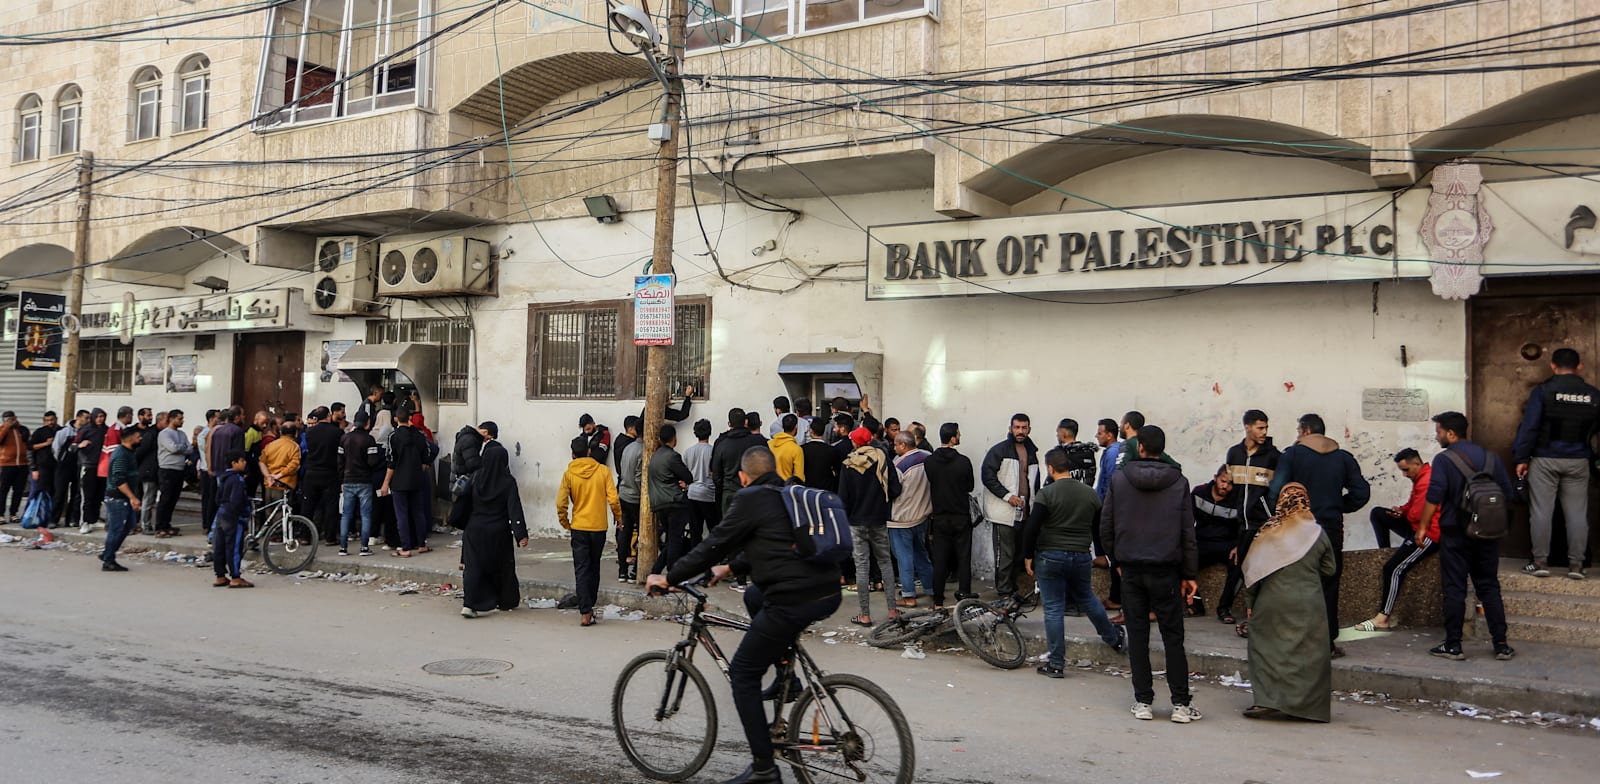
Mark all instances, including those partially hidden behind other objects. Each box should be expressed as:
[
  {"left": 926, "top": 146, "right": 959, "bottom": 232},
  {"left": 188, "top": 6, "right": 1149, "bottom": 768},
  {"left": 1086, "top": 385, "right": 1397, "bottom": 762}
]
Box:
[
  {"left": 4, "top": 385, "right": 530, "bottom": 614},
  {"left": 571, "top": 348, "right": 1600, "bottom": 739}
]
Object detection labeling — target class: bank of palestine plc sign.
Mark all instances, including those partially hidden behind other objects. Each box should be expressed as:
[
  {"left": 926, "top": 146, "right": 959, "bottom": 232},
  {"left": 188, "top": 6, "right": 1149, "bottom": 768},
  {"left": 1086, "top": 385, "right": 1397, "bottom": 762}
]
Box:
[{"left": 865, "top": 190, "right": 1433, "bottom": 300}]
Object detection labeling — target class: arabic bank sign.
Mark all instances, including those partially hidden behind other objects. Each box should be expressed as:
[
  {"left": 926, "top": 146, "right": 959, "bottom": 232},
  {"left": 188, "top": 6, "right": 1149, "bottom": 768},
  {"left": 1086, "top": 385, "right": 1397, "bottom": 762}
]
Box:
[
  {"left": 78, "top": 288, "right": 317, "bottom": 339},
  {"left": 865, "top": 190, "right": 1435, "bottom": 300}
]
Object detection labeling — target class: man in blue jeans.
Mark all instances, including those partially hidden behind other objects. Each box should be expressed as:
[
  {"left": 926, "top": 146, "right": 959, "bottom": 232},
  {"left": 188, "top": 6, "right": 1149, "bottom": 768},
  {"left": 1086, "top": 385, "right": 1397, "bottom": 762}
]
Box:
[
  {"left": 887, "top": 432, "right": 934, "bottom": 608},
  {"left": 1024, "top": 446, "right": 1126, "bottom": 678},
  {"left": 338, "top": 412, "right": 382, "bottom": 555},
  {"left": 100, "top": 426, "right": 143, "bottom": 572}
]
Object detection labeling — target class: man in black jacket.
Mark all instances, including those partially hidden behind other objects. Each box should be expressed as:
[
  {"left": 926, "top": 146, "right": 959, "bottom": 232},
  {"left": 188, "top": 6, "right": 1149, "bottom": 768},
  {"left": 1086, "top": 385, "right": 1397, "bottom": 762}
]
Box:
[
  {"left": 132, "top": 410, "right": 163, "bottom": 533},
  {"left": 338, "top": 413, "right": 383, "bottom": 556},
  {"left": 800, "top": 417, "right": 842, "bottom": 492},
  {"left": 838, "top": 427, "right": 901, "bottom": 624},
  {"left": 380, "top": 405, "right": 431, "bottom": 556},
  {"left": 980, "top": 414, "right": 1041, "bottom": 598},
  {"left": 649, "top": 447, "right": 841, "bottom": 784},
  {"left": 1102, "top": 425, "right": 1201, "bottom": 724},
  {"left": 710, "top": 408, "right": 766, "bottom": 515},
  {"left": 576, "top": 413, "right": 610, "bottom": 464},
  {"left": 1192, "top": 465, "right": 1244, "bottom": 622},
  {"left": 301, "top": 406, "right": 343, "bottom": 545},
  {"left": 28, "top": 411, "right": 60, "bottom": 522},
  {"left": 1268, "top": 412, "right": 1371, "bottom": 656},
  {"left": 924, "top": 422, "right": 976, "bottom": 607},
  {"left": 612, "top": 416, "right": 641, "bottom": 480},
  {"left": 647, "top": 424, "right": 696, "bottom": 574}
]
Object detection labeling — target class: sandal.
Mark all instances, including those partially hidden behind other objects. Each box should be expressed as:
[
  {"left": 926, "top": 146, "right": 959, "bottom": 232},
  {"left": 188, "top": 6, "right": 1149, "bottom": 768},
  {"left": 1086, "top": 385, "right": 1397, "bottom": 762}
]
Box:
[
  {"left": 1235, "top": 621, "right": 1250, "bottom": 639},
  {"left": 391, "top": 549, "right": 412, "bottom": 558},
  {"left": 1243, "top": 705, "right": 1279, "bottom": 719},
  {"left": 1218, "top": 610, "right": 1236, "bottom": 625},
  {"left": 850, "top": 615, "right": 873, "bottom": 627},
  {"left": 1352, "top": 620, "right": 1392, "bottom": 632},
  {"left": 416, "top": 546, "right": 431, "bottom": 554}
]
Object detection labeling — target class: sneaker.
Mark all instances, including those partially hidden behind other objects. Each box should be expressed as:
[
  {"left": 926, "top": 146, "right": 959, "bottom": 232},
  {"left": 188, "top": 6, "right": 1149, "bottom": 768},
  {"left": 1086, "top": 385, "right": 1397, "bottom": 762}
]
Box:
[
  {"left": 1171, "top": 704, "right": 1203, "bottom": 724},
  {"left": 101, "top": 561, "right": 128, "bottom": 572},
  {"left": 1494, "top": 642, "right": 1516, "bottom": 660},
  {"left": 1569, "top": 565, "right": 1587, "bottom": 581},
  {"left": 1429, "top": 642, "right": 1466, "bottom": 661},
  {"left": 79, "top": 523, "right": 92, "bottom": 535},
  {"left": 338, "top": 548, "right": 349, "bottom": 556},
  {"left": 1110, "top": 625, "right": 1128, "bottom": 654},
  {"left": 461, "top": 607, "right": 478, "bottom": 618},
  {"left": 1130, "top": 702, "right": 1154, "bottom": 720},
  {"left": 359, "top": 547, "right": 372, "bottom": 557},
  {"left": 1036, "top": 664, "right": 1065, "bottom": 679},
  {"left": 1523, "top": 562, "right": 1551, "bottom": 578}
]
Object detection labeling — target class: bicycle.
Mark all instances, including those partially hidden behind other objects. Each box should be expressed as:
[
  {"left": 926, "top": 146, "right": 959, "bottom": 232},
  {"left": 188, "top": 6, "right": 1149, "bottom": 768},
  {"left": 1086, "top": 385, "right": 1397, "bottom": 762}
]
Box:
[
  {"left": 612, "top": 576, "right": 915, "bottom": 784},
  {"left": 242, "top": 494, "right": 318, "bottom": 574},
  {"left": 949, "top": 588, "right": 1036, "bottom": 670}
]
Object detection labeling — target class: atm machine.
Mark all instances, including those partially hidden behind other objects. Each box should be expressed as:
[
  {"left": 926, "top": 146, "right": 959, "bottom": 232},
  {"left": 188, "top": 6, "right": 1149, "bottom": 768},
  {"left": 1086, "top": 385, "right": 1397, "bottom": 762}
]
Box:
[{"left": 776, "top": 351, "right": 883, "bottom": 416}]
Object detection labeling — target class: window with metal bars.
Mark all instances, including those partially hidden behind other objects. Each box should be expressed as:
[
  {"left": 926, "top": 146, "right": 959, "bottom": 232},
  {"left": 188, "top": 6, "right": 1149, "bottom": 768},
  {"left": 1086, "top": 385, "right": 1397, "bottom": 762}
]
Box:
[
  {"left": 528, "top": 299, "right": 711, "bottom": 400},
  {"left": 78, "top": 339, "right": 133, "bottom": 394},
  {"left": 364, "top": 317, "right": 472, "bottom": 403}
]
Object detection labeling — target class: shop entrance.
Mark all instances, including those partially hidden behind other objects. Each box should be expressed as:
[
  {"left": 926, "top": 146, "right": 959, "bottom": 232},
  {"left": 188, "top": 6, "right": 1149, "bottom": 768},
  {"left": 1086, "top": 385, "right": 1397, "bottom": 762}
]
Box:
[
  {"left": 1468, "top": 276, "right": 1600, "bottom": 565},
  {"left": 233, "top": 332, "right": 305, "bottom": 419}
]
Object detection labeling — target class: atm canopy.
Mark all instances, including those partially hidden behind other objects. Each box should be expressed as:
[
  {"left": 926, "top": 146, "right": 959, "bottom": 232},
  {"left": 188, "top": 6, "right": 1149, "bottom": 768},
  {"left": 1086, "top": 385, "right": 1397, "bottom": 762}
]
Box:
[
  {"left": 337, "top": 342, "right": 439, "bottom": 400},
  {"left": 777, "top": 351, "right": 883, "bottom": 410}
]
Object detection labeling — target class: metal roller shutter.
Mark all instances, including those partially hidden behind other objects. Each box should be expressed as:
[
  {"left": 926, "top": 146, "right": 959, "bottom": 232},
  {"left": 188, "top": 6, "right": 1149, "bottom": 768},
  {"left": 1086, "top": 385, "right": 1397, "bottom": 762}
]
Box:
[{"left": 0, "top": 341, "right": 49, "bottom": 424}]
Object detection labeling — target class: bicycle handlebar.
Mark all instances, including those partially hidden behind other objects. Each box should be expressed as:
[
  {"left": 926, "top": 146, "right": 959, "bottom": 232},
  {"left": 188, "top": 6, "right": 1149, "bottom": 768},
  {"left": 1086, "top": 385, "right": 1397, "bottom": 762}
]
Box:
[{"left": 649, "top": 573, "right": 711, "bottom": 601}]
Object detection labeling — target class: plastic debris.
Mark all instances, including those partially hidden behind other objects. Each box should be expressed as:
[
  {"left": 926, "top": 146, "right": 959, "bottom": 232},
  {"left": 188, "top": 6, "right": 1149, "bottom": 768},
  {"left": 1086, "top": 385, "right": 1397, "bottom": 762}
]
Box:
[
  {"left": 1465, "top": 772, "right": 1502, "bottom": 779},
  {"left": 600, "top": 604, "right": 645, "bottom": 621},
  {"left": 900, "top": 646, "right": 926, "bottom": 660},
  {"left": 0, "top": 534, "right": 18, "bottom": 544},
  {"left": 1218, "top": 671, "right": 1253, "bottom": 689},
  {"left": 821, "top": 631, "right": 837, "bottom": 638},
  {"left": 525, "top": 597, "right": 559, "bottom": 609}
]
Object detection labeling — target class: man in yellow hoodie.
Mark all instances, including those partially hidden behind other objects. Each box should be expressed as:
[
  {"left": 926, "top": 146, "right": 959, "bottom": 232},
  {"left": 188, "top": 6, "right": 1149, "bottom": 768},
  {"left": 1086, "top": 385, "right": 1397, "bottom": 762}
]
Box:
[
  {"left": 557, "top": 435, "right": 622, "bottom": 626},
  {"left": 768, "top": 414, "right": 806, "bottom": 483}
]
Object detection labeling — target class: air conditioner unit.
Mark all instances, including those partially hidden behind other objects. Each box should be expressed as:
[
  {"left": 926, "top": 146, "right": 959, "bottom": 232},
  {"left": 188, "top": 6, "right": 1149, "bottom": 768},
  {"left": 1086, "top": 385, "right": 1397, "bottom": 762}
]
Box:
[
  {"left": 376, "top": 235, "right": 494, "bottom": 298},
  {"left": 308, "top": 236, "right": 381, "bottom": 316}
]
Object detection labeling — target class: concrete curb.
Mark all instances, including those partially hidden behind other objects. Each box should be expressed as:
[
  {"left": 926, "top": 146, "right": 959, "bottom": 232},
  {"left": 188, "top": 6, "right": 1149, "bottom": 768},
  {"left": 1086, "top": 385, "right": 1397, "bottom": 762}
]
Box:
[{"left": 10, "top": 526, "right": 1597, "bottom": 719}]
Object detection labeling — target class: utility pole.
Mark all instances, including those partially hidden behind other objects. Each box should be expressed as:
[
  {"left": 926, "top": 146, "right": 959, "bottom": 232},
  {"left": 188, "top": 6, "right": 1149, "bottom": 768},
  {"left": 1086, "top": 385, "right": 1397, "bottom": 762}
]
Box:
[
  {"left": 62, "top": 151, "right": 92, "bottom": 415},
  {"left": 636, "top": 0, "right": 687, "bottom": 582}
]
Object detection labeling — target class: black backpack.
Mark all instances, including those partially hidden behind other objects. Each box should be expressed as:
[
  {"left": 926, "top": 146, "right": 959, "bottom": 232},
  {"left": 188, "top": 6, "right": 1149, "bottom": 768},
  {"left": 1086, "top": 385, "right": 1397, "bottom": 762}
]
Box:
[{"left": 1442, "top": 450, "right": 1509, "bottom": 541}]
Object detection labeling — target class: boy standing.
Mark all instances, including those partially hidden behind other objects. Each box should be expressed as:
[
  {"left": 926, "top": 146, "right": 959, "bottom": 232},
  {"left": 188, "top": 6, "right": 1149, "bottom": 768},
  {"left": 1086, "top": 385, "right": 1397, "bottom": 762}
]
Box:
[
  {"left": 212, "top": 451, "right": 254, "bottom": 588},
  {"left": 557, "top": 436, "right": 622, "bottom": 626}
]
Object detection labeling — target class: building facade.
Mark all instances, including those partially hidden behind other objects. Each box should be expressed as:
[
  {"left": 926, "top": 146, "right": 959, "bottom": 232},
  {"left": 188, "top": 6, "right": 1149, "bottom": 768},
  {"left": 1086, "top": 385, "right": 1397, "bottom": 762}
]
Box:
[{"left": 3, "top": 1, "right": 1599, "bottom": 565}]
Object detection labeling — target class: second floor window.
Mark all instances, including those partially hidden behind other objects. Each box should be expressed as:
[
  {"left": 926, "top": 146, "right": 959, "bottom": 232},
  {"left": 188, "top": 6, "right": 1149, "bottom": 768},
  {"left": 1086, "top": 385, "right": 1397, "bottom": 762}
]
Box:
[
  {"left": 688, "top": 0, "right": 937, "bottom": 50},
  {"left": 177, "top": 55, "right": 210, "bottom": 132},
  {"left": 255, "top": 0, "right": 430, "bottom": 128},
  {"left": 130, "top": 67, "right": 162, "bottom": 141},
  {"left": 16, "top": 94, "right": 41, "bottom": 162},
  {"left": 56, "top": 85, "right": 81, "bottom": 156}
]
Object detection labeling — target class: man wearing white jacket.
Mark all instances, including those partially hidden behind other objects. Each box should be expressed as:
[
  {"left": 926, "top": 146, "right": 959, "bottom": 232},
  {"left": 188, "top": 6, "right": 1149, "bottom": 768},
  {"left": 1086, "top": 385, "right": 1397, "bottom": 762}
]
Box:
[{"left": 981, "top": 414, "right": 1041, "bottom": 599}]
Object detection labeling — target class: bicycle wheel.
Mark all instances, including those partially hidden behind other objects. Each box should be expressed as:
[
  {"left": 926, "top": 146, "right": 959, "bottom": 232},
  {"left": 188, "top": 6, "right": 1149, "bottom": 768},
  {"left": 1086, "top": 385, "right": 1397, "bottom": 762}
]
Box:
[
  {"left": 953, "top": 598, "right": 1027, "bottom": 670},
  {"left": 260, "top": 515, "right": 318, "bottom": 574},
  {"left": 785, "top": 673, "right": 914, "bottom": 784},
  {"left": 865, "top": 610, "right": 939, "bottom": 649},
  {"left": 613, "top": 650, "right": 717, "bottom": 782}
]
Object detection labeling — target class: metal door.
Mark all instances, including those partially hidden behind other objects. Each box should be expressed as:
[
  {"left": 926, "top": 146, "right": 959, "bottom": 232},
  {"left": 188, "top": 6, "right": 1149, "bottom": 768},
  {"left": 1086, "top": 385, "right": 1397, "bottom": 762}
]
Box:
[
  {"left": 1469, "top": 291, "right": 1599, "bottom": 563},
  {"left": 232, "top": 332, "right": 305, "bottom": 419}
]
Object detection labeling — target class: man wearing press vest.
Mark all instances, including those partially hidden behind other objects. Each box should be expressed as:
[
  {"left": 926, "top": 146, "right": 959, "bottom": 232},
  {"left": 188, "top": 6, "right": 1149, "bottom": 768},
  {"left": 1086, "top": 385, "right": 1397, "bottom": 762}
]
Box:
[{"left": 1512, "top": 347, "right": 1599, "bottom": 580}]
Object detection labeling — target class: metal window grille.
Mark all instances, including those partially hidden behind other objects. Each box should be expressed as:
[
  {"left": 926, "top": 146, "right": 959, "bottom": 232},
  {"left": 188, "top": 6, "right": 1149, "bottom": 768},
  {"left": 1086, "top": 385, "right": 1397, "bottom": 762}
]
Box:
[
  {"left": 364, "top": 317, "right": 472, "bottom": 403},
  {"left": 633, "top": 302, "right": 710, "bottom": 398},
  {"left": 533, "top": 308, "right": 618, "bottom": 399},
  {"left": 78, "top": 339, "right": 133, "bottom": 394}
]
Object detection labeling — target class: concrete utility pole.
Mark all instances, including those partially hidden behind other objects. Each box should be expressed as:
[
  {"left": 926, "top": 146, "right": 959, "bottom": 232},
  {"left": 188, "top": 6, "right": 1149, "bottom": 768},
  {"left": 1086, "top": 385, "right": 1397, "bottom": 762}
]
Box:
[
  {"left": 62, "top": 151, "right": 92, "bottom": 415},
  {"left": 636, "top": 0, "right": 687, "bottom": 582}
]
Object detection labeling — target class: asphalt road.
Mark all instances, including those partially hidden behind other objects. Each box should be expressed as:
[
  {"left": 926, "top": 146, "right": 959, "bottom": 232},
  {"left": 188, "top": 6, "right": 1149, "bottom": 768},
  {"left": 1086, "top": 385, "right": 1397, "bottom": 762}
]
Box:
[{"left": 1, "top": 544, "right": 1592, "bottom": 784}]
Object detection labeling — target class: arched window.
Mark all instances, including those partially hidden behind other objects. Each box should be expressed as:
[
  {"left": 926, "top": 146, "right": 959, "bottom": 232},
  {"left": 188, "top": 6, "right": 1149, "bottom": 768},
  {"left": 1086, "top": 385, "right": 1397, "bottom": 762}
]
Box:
[
  {"left": 16, "top": 94, "right": 42, "bottom": 161},
  {"left": 177, "top": 55, "right": 210, "bottom": 132},
  {"left": 55, "top": 85, "right": 81, "bottom": 156},
  {"left": 130, "top": 66, "right": 162, "bottom": 141}
]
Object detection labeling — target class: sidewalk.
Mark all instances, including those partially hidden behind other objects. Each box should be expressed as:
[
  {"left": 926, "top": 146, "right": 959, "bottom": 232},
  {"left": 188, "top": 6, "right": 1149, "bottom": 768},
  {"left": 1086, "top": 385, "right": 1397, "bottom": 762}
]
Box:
[{"left": 8, "top": 515, "right": 1599, "bottom": 720}]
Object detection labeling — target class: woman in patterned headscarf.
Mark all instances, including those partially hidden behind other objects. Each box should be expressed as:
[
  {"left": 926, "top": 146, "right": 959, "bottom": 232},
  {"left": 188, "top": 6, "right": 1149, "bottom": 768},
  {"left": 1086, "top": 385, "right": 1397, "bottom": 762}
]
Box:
[{"left": 1240, "top": 482, "right": 1337, "bottom": 722}]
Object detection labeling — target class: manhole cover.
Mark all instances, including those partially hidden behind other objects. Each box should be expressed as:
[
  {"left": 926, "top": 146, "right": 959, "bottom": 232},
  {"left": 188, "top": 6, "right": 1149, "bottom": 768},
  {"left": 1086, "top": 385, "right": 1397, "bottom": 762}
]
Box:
[{"left": 422, "top": 658, "right": 514, "bottom": 677}]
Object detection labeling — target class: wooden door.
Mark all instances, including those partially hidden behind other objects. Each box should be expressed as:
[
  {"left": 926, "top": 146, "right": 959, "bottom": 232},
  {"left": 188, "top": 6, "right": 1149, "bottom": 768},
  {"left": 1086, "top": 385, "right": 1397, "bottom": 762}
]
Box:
[
  {"left": 1469, "top": 284, "right": 1600, "bottom": 563},
  {"left": 232, "top": 332, "right": 305, "bottom": 420}
]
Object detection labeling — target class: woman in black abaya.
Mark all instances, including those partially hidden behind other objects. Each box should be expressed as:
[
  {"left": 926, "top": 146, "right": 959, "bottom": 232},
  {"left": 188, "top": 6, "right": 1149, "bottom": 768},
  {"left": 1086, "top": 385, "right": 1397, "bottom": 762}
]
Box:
[{"left": 460, "top": 423, "right": 528, "bottom": 618}]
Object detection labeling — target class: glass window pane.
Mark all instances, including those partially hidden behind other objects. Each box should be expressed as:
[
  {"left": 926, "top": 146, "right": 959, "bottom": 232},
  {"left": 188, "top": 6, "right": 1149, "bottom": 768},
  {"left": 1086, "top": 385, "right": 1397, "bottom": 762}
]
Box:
[
  {"left": 804, "top": 0, "right": 859, "bottom": 31},
  {"left": 632, "top": 303, "right": 710, "bottom": 399},
  {"left": 865, "top": 0, "right": 921, "bottom": 19},
  {"left": 19, "top": 113, "right": 40, "bottom": 160},
  {"left": 687, "top": 0, "right": 735, "bottom": 49},
  {"left": 181, "top": 76, "right": 208, "bottom": 131},
  {"left": 741, "top": 0, "right": 789, "bottom": 39}
]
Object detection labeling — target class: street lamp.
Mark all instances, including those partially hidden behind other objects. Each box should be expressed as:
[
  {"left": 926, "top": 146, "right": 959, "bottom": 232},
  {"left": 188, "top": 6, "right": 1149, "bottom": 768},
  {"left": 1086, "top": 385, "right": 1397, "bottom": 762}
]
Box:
[{"left": 608, "top": 1, "right": 687, "bottom": 583}]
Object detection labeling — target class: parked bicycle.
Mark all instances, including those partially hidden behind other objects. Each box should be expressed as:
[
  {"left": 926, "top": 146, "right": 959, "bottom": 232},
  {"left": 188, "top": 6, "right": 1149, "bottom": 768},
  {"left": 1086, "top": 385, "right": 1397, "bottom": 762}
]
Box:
[
  {"left": 244, "top": 495, "right": 318, "bottom": 574},
  {"left": 613, "top": 576, "right": 915, "bottom": 784}
]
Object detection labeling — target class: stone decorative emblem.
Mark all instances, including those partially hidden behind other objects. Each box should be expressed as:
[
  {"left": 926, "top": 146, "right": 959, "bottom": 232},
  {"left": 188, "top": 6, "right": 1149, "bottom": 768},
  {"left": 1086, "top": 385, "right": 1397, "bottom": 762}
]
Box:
[{"left": 1421, "top": 161, "right": 1494, "bottom": 300}]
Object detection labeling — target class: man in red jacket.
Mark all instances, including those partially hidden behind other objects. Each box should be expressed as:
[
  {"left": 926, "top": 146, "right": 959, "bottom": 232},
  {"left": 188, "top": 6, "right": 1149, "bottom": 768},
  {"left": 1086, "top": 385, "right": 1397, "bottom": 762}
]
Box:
[{"left": 1355, "top": 448, "right": 1442, "bottom": 632}]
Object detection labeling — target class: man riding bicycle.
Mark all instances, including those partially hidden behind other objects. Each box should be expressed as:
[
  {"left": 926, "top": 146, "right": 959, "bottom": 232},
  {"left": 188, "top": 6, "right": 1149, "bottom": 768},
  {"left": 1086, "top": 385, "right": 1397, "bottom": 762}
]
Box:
[{"left": 647, "top": 446, "right": 843, "bottom": 784}]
